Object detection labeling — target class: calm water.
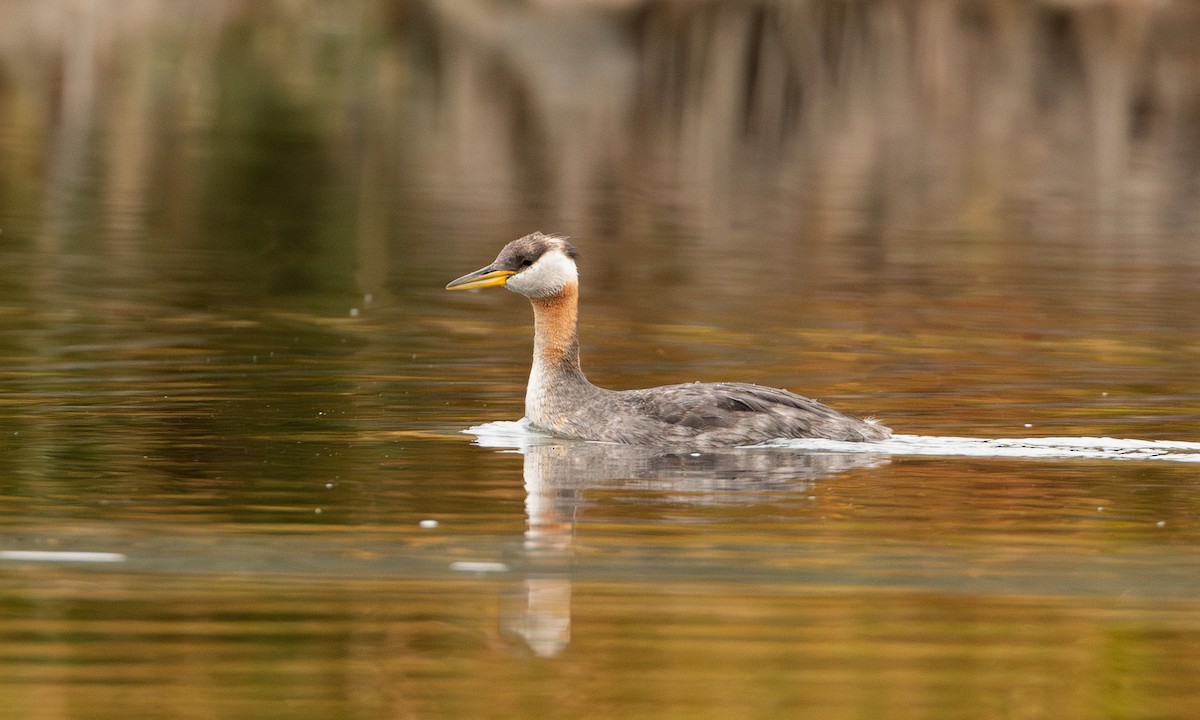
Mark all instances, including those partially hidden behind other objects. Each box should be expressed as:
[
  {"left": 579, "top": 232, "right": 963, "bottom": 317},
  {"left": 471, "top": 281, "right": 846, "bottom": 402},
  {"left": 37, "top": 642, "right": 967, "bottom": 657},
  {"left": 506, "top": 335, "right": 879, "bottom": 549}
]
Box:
[{"left": 3, "top": 1, "right": 1200, "bottom": 718}]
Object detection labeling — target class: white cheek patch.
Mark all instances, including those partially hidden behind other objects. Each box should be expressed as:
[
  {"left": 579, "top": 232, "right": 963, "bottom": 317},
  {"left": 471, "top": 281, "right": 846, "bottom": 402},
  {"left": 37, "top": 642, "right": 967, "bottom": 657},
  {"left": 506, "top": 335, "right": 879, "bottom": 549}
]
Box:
[{"left": 506, "top": 250, "right": 578, "bottom": 298}]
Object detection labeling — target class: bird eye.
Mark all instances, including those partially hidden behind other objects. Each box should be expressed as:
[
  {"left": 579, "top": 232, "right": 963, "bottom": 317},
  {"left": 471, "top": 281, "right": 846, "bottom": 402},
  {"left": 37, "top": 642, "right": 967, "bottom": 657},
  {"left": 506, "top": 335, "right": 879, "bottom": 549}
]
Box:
[{"left": 521, "top": 258, "right": 533, "bottom": 267}]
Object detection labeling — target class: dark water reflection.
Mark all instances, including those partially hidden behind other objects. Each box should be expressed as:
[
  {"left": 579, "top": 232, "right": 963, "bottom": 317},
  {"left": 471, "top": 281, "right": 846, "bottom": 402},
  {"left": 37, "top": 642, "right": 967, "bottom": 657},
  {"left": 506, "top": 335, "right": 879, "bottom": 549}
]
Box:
[{"left": 3, "top": 0, "right": 1200, "bottom": 718}]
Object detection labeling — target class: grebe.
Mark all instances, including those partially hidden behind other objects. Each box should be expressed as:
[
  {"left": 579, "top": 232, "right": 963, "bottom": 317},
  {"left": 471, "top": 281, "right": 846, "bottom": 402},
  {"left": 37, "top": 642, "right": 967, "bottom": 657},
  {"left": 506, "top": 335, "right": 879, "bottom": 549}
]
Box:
[{"left": 446, "top": 232, "right": 891, "bottom": 446}]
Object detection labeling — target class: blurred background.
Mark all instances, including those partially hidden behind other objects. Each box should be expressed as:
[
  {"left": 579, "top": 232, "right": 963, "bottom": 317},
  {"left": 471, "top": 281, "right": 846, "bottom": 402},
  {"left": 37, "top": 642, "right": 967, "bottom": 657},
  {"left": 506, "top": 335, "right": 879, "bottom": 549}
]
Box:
[
  {"left": 3, "top": 2, "right": 1200, "bottom": 718},
  {"left": 4, "top": 0, "right": 1200, "bottom": 301}
]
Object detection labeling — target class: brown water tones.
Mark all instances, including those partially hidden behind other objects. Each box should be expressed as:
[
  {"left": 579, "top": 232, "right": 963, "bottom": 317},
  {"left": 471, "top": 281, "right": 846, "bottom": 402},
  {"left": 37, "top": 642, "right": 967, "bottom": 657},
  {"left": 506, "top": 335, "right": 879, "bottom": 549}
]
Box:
[{"left": 3, "top": 1, "right": 1200, "bottom": 718}]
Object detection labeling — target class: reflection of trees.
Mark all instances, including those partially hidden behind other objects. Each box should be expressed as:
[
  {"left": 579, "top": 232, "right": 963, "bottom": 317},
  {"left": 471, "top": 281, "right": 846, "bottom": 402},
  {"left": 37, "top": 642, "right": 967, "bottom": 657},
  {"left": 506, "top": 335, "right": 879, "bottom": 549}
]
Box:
[
  {"left": 2, "top": 0, "right": 1200, "bottom": 304},
  {"left": 499, "top": 438, "right": 885, "bottom": 656}
]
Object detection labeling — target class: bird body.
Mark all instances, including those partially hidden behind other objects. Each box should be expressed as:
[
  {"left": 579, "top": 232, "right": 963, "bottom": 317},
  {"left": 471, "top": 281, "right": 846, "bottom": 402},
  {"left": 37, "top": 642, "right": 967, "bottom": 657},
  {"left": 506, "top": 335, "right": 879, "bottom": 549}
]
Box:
[{"left": 447, "top": 232, "right": 890, "bottom": 446}]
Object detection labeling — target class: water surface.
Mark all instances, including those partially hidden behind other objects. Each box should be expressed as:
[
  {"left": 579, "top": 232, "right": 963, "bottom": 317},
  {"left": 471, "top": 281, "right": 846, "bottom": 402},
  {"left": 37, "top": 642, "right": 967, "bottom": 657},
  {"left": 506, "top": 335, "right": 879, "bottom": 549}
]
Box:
[{"left": 2, "top": 1, "right": 1200, "bottom": 718}]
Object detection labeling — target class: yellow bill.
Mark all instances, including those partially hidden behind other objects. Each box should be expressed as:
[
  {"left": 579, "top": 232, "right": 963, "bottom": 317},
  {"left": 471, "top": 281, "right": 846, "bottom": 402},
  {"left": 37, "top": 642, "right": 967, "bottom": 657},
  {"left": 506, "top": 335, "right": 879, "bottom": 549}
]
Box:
[{"left": 445, "top": 266, "right": 515, "bottom": 291}]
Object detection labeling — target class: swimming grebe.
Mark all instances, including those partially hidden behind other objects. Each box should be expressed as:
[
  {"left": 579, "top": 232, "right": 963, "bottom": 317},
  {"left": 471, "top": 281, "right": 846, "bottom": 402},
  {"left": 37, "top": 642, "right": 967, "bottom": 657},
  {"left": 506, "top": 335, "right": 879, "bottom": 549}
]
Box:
[{"left": 446, "top": 232, "right": 891, "bottom": 446}]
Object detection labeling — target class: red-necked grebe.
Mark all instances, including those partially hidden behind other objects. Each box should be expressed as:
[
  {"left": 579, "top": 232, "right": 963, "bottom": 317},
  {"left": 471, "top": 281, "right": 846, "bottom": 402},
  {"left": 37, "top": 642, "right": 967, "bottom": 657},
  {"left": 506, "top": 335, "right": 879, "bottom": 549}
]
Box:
[{"left": 446, "top": 232, "right": 891, "bottom": 446}]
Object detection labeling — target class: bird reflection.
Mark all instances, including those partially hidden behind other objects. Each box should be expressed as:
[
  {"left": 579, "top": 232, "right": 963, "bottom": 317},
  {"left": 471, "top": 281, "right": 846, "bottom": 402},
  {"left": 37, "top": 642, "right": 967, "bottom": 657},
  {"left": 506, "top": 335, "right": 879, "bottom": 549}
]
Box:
[{"left": 494, "top": 437, "right": 887, "bottom": 657}]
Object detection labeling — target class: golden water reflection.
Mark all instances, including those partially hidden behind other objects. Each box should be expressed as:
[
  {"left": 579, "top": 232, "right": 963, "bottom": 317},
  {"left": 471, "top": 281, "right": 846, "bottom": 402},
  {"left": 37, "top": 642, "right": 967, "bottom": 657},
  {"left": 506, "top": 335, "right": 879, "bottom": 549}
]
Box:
[
  {"left": 1, "top": 286, "right": 1197, "bottom": 717},
  {"left": 4, "top": 423, "right": 1200, "bottom": 718}
]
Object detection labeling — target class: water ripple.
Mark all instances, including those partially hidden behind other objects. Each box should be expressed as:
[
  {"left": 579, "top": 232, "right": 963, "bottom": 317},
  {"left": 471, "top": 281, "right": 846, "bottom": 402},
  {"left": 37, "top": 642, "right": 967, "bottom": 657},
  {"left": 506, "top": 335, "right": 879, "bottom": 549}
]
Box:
[
  {"left": 467, "top": 421, "right": 1200, "bottom": 461},
  {"left": 763, "top": 434, "right": 1200, "bottom": 462}
]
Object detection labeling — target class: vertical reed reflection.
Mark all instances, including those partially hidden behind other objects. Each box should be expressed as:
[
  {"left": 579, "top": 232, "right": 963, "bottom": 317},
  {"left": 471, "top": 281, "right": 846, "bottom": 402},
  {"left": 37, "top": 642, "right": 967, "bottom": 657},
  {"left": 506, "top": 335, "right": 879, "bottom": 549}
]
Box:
[{"left": 2, "top": 0, "right": 1199, "bottom": 308}]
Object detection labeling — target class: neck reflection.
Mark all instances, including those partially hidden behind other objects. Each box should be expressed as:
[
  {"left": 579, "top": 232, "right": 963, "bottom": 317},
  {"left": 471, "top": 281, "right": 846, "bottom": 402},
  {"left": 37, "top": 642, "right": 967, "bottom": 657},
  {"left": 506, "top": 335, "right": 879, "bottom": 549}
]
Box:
[{"left": 496, "top": 436, "right": 888, "bottom": 657}]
